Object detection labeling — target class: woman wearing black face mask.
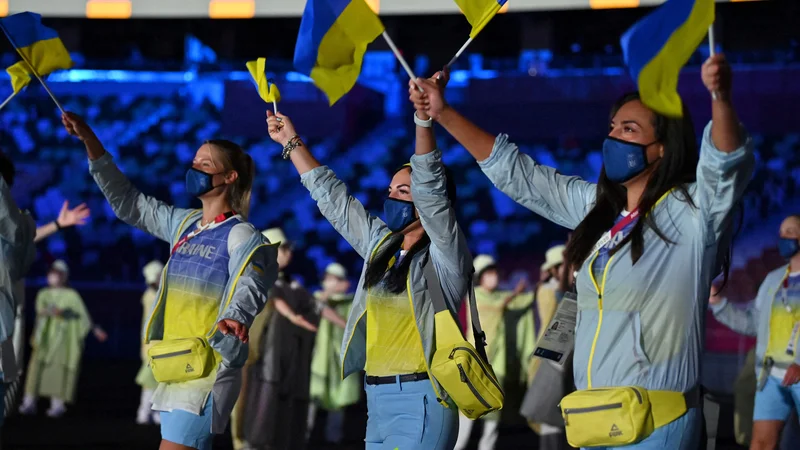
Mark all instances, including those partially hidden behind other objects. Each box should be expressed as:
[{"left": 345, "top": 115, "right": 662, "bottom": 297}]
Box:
[
  {"left": 62, "top": 112, "right": 278, "bottom": 450},
  {"left": 710, "top": 214, "right": 800, "bottom": 450},
  {"left": 266, "top": 80, "right": 471, "bottom": 449},
  {"left": 410, "top": 55, "right": 754, "bottom": 449}
]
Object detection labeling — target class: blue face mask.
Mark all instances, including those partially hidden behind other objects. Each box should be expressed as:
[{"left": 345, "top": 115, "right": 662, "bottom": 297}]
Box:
[
  {"left": 185, "top": 168, "right": 222, "bottom": 197},
  {"left": 778, "top": 238, "right": 800, "bottom": 260},
  {"left": 384, "top": 198, "right": 417, "bottom": 232},
  {"left": 602, "top": 137, "right": 655, "bottom": 184}
]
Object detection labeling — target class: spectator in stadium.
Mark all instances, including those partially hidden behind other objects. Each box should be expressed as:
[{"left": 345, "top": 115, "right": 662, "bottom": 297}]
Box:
[
  {"left": 61, "top": 112, "right": 278, "bottom": 450},
  {"left": 410, "top": 54, "right": 754, "bottom": 449},
  {"left": 709, "top": 214, "right": 800, "bottom": 450},
  {"left": 267, "top": 72, "right": 471, "bottom": 449}
]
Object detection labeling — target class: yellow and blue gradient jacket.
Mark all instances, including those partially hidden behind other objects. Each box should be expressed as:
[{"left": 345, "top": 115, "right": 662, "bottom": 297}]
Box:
[
  {"left": 89, "top": 152, "right": 278, "bottom": 432},
  {"left": 478, "top": 122, "right": 754, "bottom": 394},
  {"left": 301, "top": 149, "right": 472, "bottom": 404},
  {"left": 712, "top": 265, "right": 800, "bottom": 375}
]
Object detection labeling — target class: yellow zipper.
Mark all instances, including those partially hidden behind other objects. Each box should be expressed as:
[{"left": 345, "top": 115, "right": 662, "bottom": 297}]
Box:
[
  {"left": 586, "top": 252, "right": 614, "bottom": 389},
  {"left": 405, "top": 272, "right": 447, "bottom": 405}
]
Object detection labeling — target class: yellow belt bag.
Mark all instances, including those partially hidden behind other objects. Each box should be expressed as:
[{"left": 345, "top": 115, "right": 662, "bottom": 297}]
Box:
[
  {"left": 148, "top": 337, "right": 213, "bottom": 383},
  {"left": 560, "top": 386, "right": 695, "bottom": 447},
  {"left": 423, "top": 258, "right": 504, "bottom": 420}
]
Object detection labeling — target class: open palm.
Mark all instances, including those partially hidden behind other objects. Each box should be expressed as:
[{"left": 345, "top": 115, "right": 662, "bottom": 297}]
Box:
[{"left": 57, "top": 201, "right": 90, "bottom": 227}]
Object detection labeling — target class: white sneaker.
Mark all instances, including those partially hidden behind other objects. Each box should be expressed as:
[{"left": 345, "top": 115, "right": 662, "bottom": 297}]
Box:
[
  {"left": 46, "top": 404, "right": 67, "bottom": 418},
  {"left": 18, "top": 401, "right": 36, "bottom": 415}
]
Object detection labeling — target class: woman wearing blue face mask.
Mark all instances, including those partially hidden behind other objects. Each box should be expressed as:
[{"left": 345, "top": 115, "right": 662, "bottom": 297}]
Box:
[
  {"left": 266, "top": 88, "right": 471, "bottom": 449},
  {"left": 409, "top": 55, "right": 754, "bottom": 449},
  {"left": 61, "top": 112, "right": 279, "bottom": 450},
  {"left": 710, "top": 214, "right": 800, "bottom": 450}
]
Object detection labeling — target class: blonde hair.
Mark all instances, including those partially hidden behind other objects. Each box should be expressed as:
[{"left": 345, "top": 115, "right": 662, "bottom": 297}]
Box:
[{"left": 205, "top": 139, "right": 255, "bottom": 219}]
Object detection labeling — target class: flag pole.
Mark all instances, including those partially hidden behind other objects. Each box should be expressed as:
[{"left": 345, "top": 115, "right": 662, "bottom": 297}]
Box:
[
  {"left": 708, "top": 25, "right": 718, "bottom": 101},
  {"left": 0, "top": 24, "right": 66, "bottom": 114},
  {"left": 380, "top": 31, "right": 423, "bottom": 92},
  {"left": 447, "top": 37, "right": 473, "bottom": 68},
  {"left": 0, "top": 90, "right": 18, "bottom": 111}
]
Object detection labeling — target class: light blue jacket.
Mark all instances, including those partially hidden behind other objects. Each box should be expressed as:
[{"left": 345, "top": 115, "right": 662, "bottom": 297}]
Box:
[
  {"left": 479, "top": 122, "right": 754, "bottom": 393},
  {"left": 300, "top": 149, "right": 472, "bottom": 403},
  {"left": 711, "top": 265, "right": 800, "bottom": 374},
  {"left": 89, "top": 153, "right": 278, "bottom": 431},
  {"left": 0, "top": 177, "right": 36, "bottom": 343}
]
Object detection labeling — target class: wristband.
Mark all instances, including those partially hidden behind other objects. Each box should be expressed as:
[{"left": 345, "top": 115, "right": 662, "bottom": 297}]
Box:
[
  {"left": 282, "top": 135, "right": 302, "bottom": 160},
  {"left": 414, "top": 112, "right": 433, "bottom": 128},
  {"left": 54, "top": 220, "right": 63, "bottom": 231}
]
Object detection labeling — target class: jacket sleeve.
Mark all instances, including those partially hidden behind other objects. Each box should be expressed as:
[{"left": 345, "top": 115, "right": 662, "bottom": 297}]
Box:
[
  {"left": 88, "top": 152, "right": 196, "bottom": 243},
  {"left": 478, "top": 134, "right": 597, "bottom": 230},
  {"left": 695, "top": 122, "right": 755, "bottom": 244},
  {"left": 301, "top": 166, "right": 389, "bottom": 260},
  {"left": 410, "top": 149, "right": 473, "bottom": 295},
  {"left": 0, "top": 177, "right": 36, "bottom": 282},
  {"left": 710, "top": 276, "right": 770, "bottom": 337},
  {"left": 210, "top": 225, "right": 279, "bottom": 368}
]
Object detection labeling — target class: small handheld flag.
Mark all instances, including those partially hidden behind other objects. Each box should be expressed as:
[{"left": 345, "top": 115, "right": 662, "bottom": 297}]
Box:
[
  {"left": 293, "top": 0, "right": 386, "bottom": 106},
  {"left": 246, "top": 58, "right": 281, "bottom": 113},
  {"left": 0, "top": 12, "right": 74, "bottom": 113},
  {"left": 620, "top": 0, "right": 715, "bottom": 117},
  {"left": 0, "top": 61, "right": 32, "bottom": 111},
  {"left": 448, "top": 0, "right": 508, "bottom": 66}
]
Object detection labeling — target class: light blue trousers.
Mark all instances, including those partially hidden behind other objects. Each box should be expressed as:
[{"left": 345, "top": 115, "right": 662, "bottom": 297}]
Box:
[{"left": 365, "top": 376, "right": 459, "bottom": 450}]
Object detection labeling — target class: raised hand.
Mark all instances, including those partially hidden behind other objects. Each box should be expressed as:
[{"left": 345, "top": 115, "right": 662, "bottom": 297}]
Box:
[
  {"left": 266, "top": 110, "right": 297, "bottom": 146},
  {"left": 408, "top": 67, "right": 450, "bottom": 120},
  {"left": 702, "top": 54, "right": 732, "bottom": 101},
  {"left": 61, "top": 112, "right": 98, "bottom": 142},
  {"left": 57, "top": 200, "right": 90, "bottom": 228}
]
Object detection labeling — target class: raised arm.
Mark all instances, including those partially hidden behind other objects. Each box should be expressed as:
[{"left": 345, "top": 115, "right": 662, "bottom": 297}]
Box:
[
  {"left": 410, "top": 74, "right": 596, "bottom": 231},
  {"left": 35, "top": 201, "right": 90, "bottom": 243},
  {"left": 709, "top": 274, "right": 772, "bottom": 337},
  {"left": 62, "top": 112, "right": 194, "bottom": 243},
  {"left": 695, "top": 55, "right": 755, "bottom": 242},
  {"left": 266, "top": 111, "right": 388, "bottom": 260}
]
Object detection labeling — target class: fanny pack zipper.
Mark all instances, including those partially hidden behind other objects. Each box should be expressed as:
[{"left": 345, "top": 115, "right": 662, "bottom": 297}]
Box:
[
  {"left": 449, "top": 346, "right": 502, "bottom": 393},
  {"left": 562, "top": 402, "right": 623, "bottom": 426},
  {"left": 151, "top": 338, "right": 206, "bottom": 359},
  {"left": 457, "top": 363, "right": 491, "bottom": 409}
]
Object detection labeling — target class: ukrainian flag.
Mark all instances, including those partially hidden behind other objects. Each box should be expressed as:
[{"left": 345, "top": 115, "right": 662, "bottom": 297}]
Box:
[
  {"left": 293, "top": 0, "right": 384, "bottom": 106},
  {"left": 455, "top": 0, "right": 508, "bottom": 39},
  {"left": 0, "top": 12, "right": 73, "bottom": 79},
  {"left": 246, "top": 58, "right": 281, "bottom": 104},
  {"left": 6, "top": 61, "right": 31, "bottom": 94},
  {"left": 621, "top": 0, "right": 714, "bottom": 118}
]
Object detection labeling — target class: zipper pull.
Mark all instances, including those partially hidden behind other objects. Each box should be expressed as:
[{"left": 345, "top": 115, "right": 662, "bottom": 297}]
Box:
[
  {"left": 563, "top": 411, "right": 569, "bottom": 426},
  {"left": 449, "top": 348, "right": 457, "bottom": 359}
]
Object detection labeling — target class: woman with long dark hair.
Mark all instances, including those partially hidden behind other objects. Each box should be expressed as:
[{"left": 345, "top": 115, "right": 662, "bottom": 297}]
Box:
[
  {"left": 265, "top": 74, "right": 471, "bottom": 449},
  {"left": 61, "top": 112, "right": 278, "bottom": 450},
  {"left": 409, "top": 55, "right": 754, "bottom": 449}
]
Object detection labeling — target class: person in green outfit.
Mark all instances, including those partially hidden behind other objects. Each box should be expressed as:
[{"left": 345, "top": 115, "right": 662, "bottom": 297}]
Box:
[
  {"left": 136, "top": 260, "right": 164, "bottom": 425},
  {"left": 19, "top": 260, "right": 107, "bottom": 418},
  {"left": 454, "top": 254, "right": 536, "bottom": 450},
  {"left": 307, "top": 262, "right": 359, "bottom": 444}
]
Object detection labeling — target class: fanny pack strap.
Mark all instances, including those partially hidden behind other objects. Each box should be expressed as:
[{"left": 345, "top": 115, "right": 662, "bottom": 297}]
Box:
[
  {"left": 422, "top": 253, "right": 489, "bottom": 363},
  {"left": 648, "top": 384, "right": 700, "bottom": 429}
]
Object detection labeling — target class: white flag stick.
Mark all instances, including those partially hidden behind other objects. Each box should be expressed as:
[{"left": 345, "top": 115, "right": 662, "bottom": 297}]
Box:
[
  {"left": 272, "top": 100, "right": 278, "bottom": 114},
  {"left": 0, "top": 90, "right": 19, "bottom": 111},
  {"left": 0, "top": 24, "right": 65, "bottom": 114},
  {"left": 447, "top": 37, "right": 473, "bottom": 68},
  {"left": 708, "top": 25, "right": 718, "bottom": 101},
  {"left": 381, "top": 31, "right": 423, "bottom": 92}
]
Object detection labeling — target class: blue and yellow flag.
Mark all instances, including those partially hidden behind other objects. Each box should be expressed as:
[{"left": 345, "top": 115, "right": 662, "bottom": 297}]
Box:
[
  {"left": 621, "top": 0, "right": 714, "bottom": 117},
  {"left": 246, "top": 58, "right": 281, "bottom": 104},
  {"left": 293, "top": 0, "right": 384, "bottom": 106},
  {"left": 0, "top": 12, "right": 73, "bottom": 78},
  {"left": 455, "top": 0, "right": 507, "bottom": 39},
  {"left": 6, "top": 61, "right": 31, "bottom": 94}
]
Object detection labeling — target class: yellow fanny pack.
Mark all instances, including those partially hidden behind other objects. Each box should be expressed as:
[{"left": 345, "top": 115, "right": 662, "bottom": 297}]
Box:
[
  {"left": 560, "top": 386, "right": 696, "bottom": 447},
  {"left": 423, "top": 258, "right": 504, "bottom": 420},
  {"left": 147, "top": 337, "right": 213, "bottom": 383}
]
